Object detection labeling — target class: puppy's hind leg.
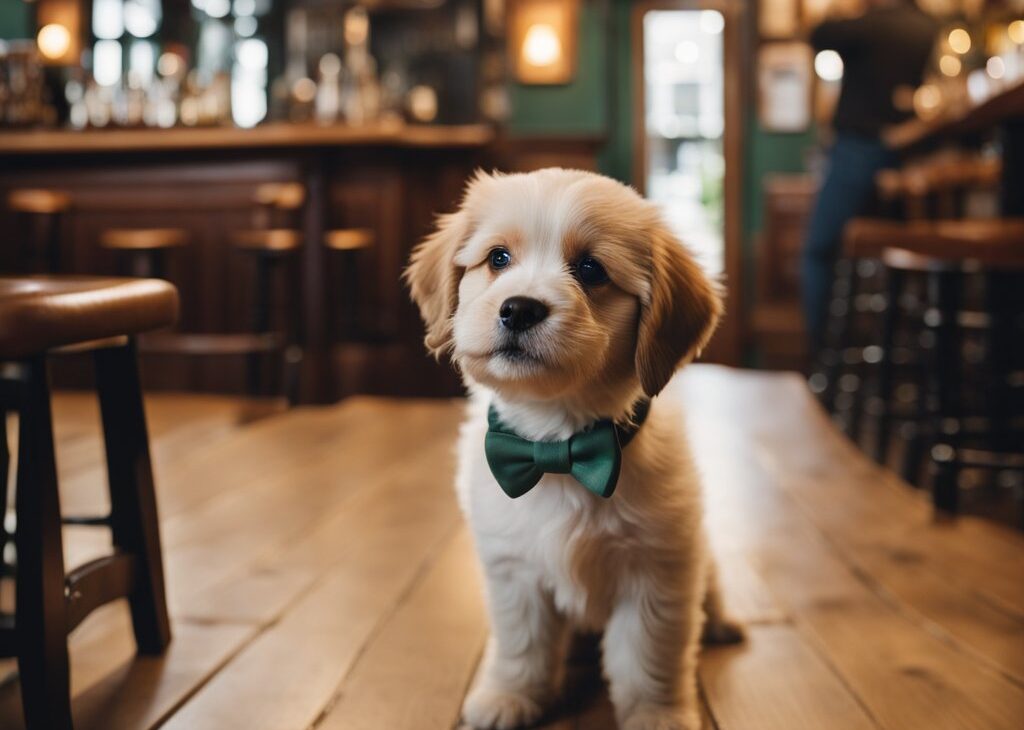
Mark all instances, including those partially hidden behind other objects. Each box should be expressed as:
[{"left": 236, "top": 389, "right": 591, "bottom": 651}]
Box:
[
  {"left": 700, "top": 558, "right": 745, "bottom": 646},
  {"left": 463, "top": 568, "right": 565, "bottom": 730}
]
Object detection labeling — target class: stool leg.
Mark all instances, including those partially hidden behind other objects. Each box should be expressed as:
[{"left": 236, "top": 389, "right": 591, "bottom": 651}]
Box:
[
  {"left": 14, "top": 357, "right": 73, "bottom": 730},
  {"left": 872, "top": 267, "right": 904, "bottom": 464},
  {"left": 929, "top": 270, "right": 963, "bottom": 513},
  {"left": 247, "top": 256, "right": 273, "bottom": 397},
  {"left": 822, "top": 258, "right": 857, "bottom": 417},
  {"left": 94, "top": 341, "right": 171, "bottom": 654},
  {"left": 1, "top": 409, "right": 8, "bottom": 563},
  {"left": 899, "top": 371, "right": 929, "bottom": 485},
  {"left": 986, "top": 272, "right": 1015, "bottom": 456}
]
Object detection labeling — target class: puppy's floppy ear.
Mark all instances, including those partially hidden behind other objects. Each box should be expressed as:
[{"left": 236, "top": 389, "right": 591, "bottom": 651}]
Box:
[
  {"left": 635, "top": 221, "right": 723, "bottom": 397},
  {"left": 404, "top": 208, "right": 469, "bottom": 357}
]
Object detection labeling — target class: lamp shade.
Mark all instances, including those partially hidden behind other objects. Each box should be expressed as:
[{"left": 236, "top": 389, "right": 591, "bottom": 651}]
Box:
[
  {"left": 508, "top": 0, "right": 579, "bottom": 85},
  {"left": 35, "top": 0, "right": 82, "bottom": 66}
]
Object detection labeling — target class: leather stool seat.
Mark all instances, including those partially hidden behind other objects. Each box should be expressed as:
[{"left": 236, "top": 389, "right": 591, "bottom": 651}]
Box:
[
  {"left": 8, "top": 189, "right": 71, "bottom": 215},
  {"left": 325, "top": 228, "right": 374, "bottom": 251},
  {"left": 100, "top": 228, "right": 189, "bottom": 251},
  {"left": 231, "top": 229, "right": 303, "bottom": 254},
  {"left": 0, "top": 276, "right": 179, "bottom": 359}
]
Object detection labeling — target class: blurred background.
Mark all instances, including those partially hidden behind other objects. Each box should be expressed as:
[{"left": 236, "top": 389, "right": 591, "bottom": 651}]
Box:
[{"left": 1, "top": 0, "right": 1022, "bottom": 522}]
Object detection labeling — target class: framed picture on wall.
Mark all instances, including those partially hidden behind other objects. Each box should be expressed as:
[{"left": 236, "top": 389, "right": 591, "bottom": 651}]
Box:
[{"left": 757, "top": 42, "right": 813, "bottom": 132}]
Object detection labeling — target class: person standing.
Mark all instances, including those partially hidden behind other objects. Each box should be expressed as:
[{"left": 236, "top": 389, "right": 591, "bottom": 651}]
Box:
[{"left": 801, "top": 0, "right": 938, "bottom": 349}]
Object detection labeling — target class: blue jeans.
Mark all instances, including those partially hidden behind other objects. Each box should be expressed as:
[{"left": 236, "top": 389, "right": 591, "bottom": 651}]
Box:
[{"left": 801, "top": 133, "right": 896, "bottom": 348}]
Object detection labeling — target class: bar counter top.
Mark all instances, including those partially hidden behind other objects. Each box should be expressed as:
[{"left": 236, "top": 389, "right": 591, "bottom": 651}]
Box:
[
  {"left": 0, "top": 121, "right": 495, "bottom": 155},
  {"left": 885, "top": 79, "right": 1024, "bottom": 150}
]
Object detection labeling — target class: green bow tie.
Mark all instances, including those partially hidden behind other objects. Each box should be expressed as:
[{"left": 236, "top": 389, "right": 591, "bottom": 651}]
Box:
[{"left": 484, "top": 400, "right": 650, "bottom": 499}]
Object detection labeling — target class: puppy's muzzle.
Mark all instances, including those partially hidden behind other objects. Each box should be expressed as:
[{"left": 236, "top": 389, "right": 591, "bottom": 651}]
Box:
[{"left": 499, "top": 296, "right": 549, "bottom": 333}]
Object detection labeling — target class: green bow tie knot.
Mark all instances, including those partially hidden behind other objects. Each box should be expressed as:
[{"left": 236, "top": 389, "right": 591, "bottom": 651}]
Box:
[{"left": 485, "top": 407, "right": 635, "bottom": 499}]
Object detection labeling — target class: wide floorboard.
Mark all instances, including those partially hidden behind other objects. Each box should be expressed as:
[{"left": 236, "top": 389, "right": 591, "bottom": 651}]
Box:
[{"left": 1, "top": 366, "right": 1021, "bottom": 729}]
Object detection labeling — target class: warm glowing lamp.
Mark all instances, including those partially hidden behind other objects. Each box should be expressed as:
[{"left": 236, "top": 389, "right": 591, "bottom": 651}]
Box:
[
  {"left": 522, "top": 24, "right": 562, "bottom": 67},
  {"left": 509, "top": 0, "right": 579, "bottom": 84},
  {"left": 35, "top": 0, "right": 82, "bottom": 65},
  {"left": 37, "top": 24, "right": 72, "bottom": 61}
]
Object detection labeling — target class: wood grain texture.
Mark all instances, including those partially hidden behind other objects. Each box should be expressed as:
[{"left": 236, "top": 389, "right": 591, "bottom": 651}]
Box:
[
  {"left": 676, "top": 368, "right": 1024, "bottom": 730},
  {"left": 701, "top": 625, "right": 876, "bottom": 730},
  {"left": 316, "top": 527, "right": 487, "bottom": 730},
  {"left": 2, "top": 370, "right": 1021, "bottom": 730}
]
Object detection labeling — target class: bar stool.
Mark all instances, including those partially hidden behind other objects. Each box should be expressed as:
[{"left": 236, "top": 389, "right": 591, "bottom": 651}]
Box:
[
  {"left": 814, "top": 218, "right": 894, "bottom": 436},
  {"left": 253, "top": 182, "right": 305, "bottom": 229},
  {"left": 99, "top": 228, "right": 189, "bottom": 279},
  {"left": 7, "top": 189, "right": 71, "bottom": 273},
  {"left": 325, "top": 227, "right": 374, "bottom": 339},
  {"left": 875, "top": 220, "right": 1024, "bottom": 513},
  {"left": 97, "top": 183, "right": 305, "bottom": 402},
  {"left": 226, "top": 182, "right": 306, "bottom": 400},
  {"left": 230, "top": 228, "right": 303, "bottom": 398},
  {"left": 0, "top": 275, "right": 177, "bottom": 729}
]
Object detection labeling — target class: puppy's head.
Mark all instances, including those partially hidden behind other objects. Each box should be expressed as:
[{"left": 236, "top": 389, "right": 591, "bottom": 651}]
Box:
[{"left": 406, "top": 168, "right": 722, "bottom": 403}]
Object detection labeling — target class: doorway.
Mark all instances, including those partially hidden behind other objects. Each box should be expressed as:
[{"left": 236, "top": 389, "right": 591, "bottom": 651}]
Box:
[{"left": 632, "top": 0, "right": 743, "bottom": 364}]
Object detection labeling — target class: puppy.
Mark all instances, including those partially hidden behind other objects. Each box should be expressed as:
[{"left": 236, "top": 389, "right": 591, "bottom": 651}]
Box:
[{"left": 406, "top": 168, "right": 741, "bottom": 730}]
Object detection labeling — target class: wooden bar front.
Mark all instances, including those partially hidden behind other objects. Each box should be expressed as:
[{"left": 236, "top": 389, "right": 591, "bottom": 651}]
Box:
[{"left": 0, "top": 124, "right": 494, "bottom": 401}]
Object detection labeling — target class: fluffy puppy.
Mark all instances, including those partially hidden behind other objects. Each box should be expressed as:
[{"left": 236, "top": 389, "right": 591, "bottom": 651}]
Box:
[{"left": 406, "top": 168, "right": 741, "bottom": 730}]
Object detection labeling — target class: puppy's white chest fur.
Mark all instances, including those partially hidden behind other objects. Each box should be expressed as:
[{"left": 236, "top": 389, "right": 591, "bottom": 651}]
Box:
[{"left": 456, "top": 392, "right": 705, "bottom": 631}]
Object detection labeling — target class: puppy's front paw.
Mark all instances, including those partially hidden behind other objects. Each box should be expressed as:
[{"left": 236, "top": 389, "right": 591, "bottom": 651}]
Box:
[
  {"left": 621, "top": 704, "right": 698, "bottom": 730},
  {"left": 462, "top": 685, "right": 545, "bottom": 730},
  {"left": 702, "top": 615, "right": 745, "bottom": 645}
]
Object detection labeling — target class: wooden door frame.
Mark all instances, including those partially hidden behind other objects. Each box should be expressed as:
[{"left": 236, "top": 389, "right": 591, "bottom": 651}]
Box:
[{"left": 631, "top": 0, "right": 745, "bottom": 365}]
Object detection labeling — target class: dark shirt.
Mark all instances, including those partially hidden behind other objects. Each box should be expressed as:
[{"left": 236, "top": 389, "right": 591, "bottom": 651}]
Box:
[{"left": 811, "top": 4, "right": 939, "bottom": 137}]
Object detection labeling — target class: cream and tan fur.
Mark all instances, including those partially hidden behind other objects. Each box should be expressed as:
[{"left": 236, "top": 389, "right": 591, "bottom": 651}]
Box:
[{"left": 406, "top": 168, "right": 741, "bottom": 730}]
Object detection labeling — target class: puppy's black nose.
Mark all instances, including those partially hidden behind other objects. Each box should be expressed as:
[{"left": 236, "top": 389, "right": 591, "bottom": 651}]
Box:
[{"left": 499, "top": 296, "right": 549, "bottom": 332}]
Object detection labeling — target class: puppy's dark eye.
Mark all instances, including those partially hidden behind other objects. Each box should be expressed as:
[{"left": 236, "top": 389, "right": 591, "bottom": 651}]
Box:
[
  {"left": 573, "top": 256, "right": 609, "bottom": 287},
  {"left": 489, "top": 248, "right": 512, "bottom": 270}
]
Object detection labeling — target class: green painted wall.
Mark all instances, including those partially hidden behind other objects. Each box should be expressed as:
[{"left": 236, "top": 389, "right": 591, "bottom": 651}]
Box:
[
  {"left": 0, "top": 1, "right": 31, "bottom": 40},
  {"left": 507, "top": 0, "right": 815, "bottom": 348},
  {"left": 507, "top": 3, "right": 609, "bottom": 136}
]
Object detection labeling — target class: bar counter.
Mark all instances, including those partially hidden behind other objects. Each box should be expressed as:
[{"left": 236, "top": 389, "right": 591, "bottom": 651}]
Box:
[
  {"left": 0, "top": 122, "right": 496, "bottom": 402},
  {"left": 885, "top": 79, "right": 1024, "bottom": 150},
  {"left": 885, "top": 80, "right": 1024, "bottom": 216},
  {"left": 0, "top": 122, "right": 495, "bottom": 155}
]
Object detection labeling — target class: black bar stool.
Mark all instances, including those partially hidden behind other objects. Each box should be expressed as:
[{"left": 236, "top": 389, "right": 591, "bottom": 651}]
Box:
[
  {"left": 814, "top": 218, "right": 893, "bottom": 436},
  {"left": 325, "top": 226, "right": 374, "bottom": 341},
  {"left": 874, "top": 220, "right": 1024, "bottom": 515},
  {"left": 230, "top": 228, "right": 303, "bottom": 399},
  {"left": 7, "top": 189, "right": 71, "bottom": 273},
  {"left": 227, "top": 182, "right": 306, "bottom": 401},
  {"left": 99, "top": 228, "right": 189, "bottom": 279},
  {"left": 0, "top": 275, "right": 178, "bottom": 729}
]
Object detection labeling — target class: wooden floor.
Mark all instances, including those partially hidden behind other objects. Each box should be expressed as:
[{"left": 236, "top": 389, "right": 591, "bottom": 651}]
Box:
[{"left": 1, "top": 366, "right": 1023, "bottom": 729}]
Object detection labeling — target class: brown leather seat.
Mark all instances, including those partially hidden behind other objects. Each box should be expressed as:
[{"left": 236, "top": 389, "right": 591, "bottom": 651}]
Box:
[
  {"left": 100, "top": 228, "right": 189, "bottom": 251},
  {"left": 0, "top": 276, "right": 179, "bottom": 359},
  {"left": 8, "top": 188, "right": 71, "bottom": 214},
  {"left": 231, "top": 229, "right": 303, "bottom": 254},
  {"left": 253, "top": 182, "right": 305, "bottom": 210},
  {"left": 324, "top": 228, "right": 374, "bottom": 251}
]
